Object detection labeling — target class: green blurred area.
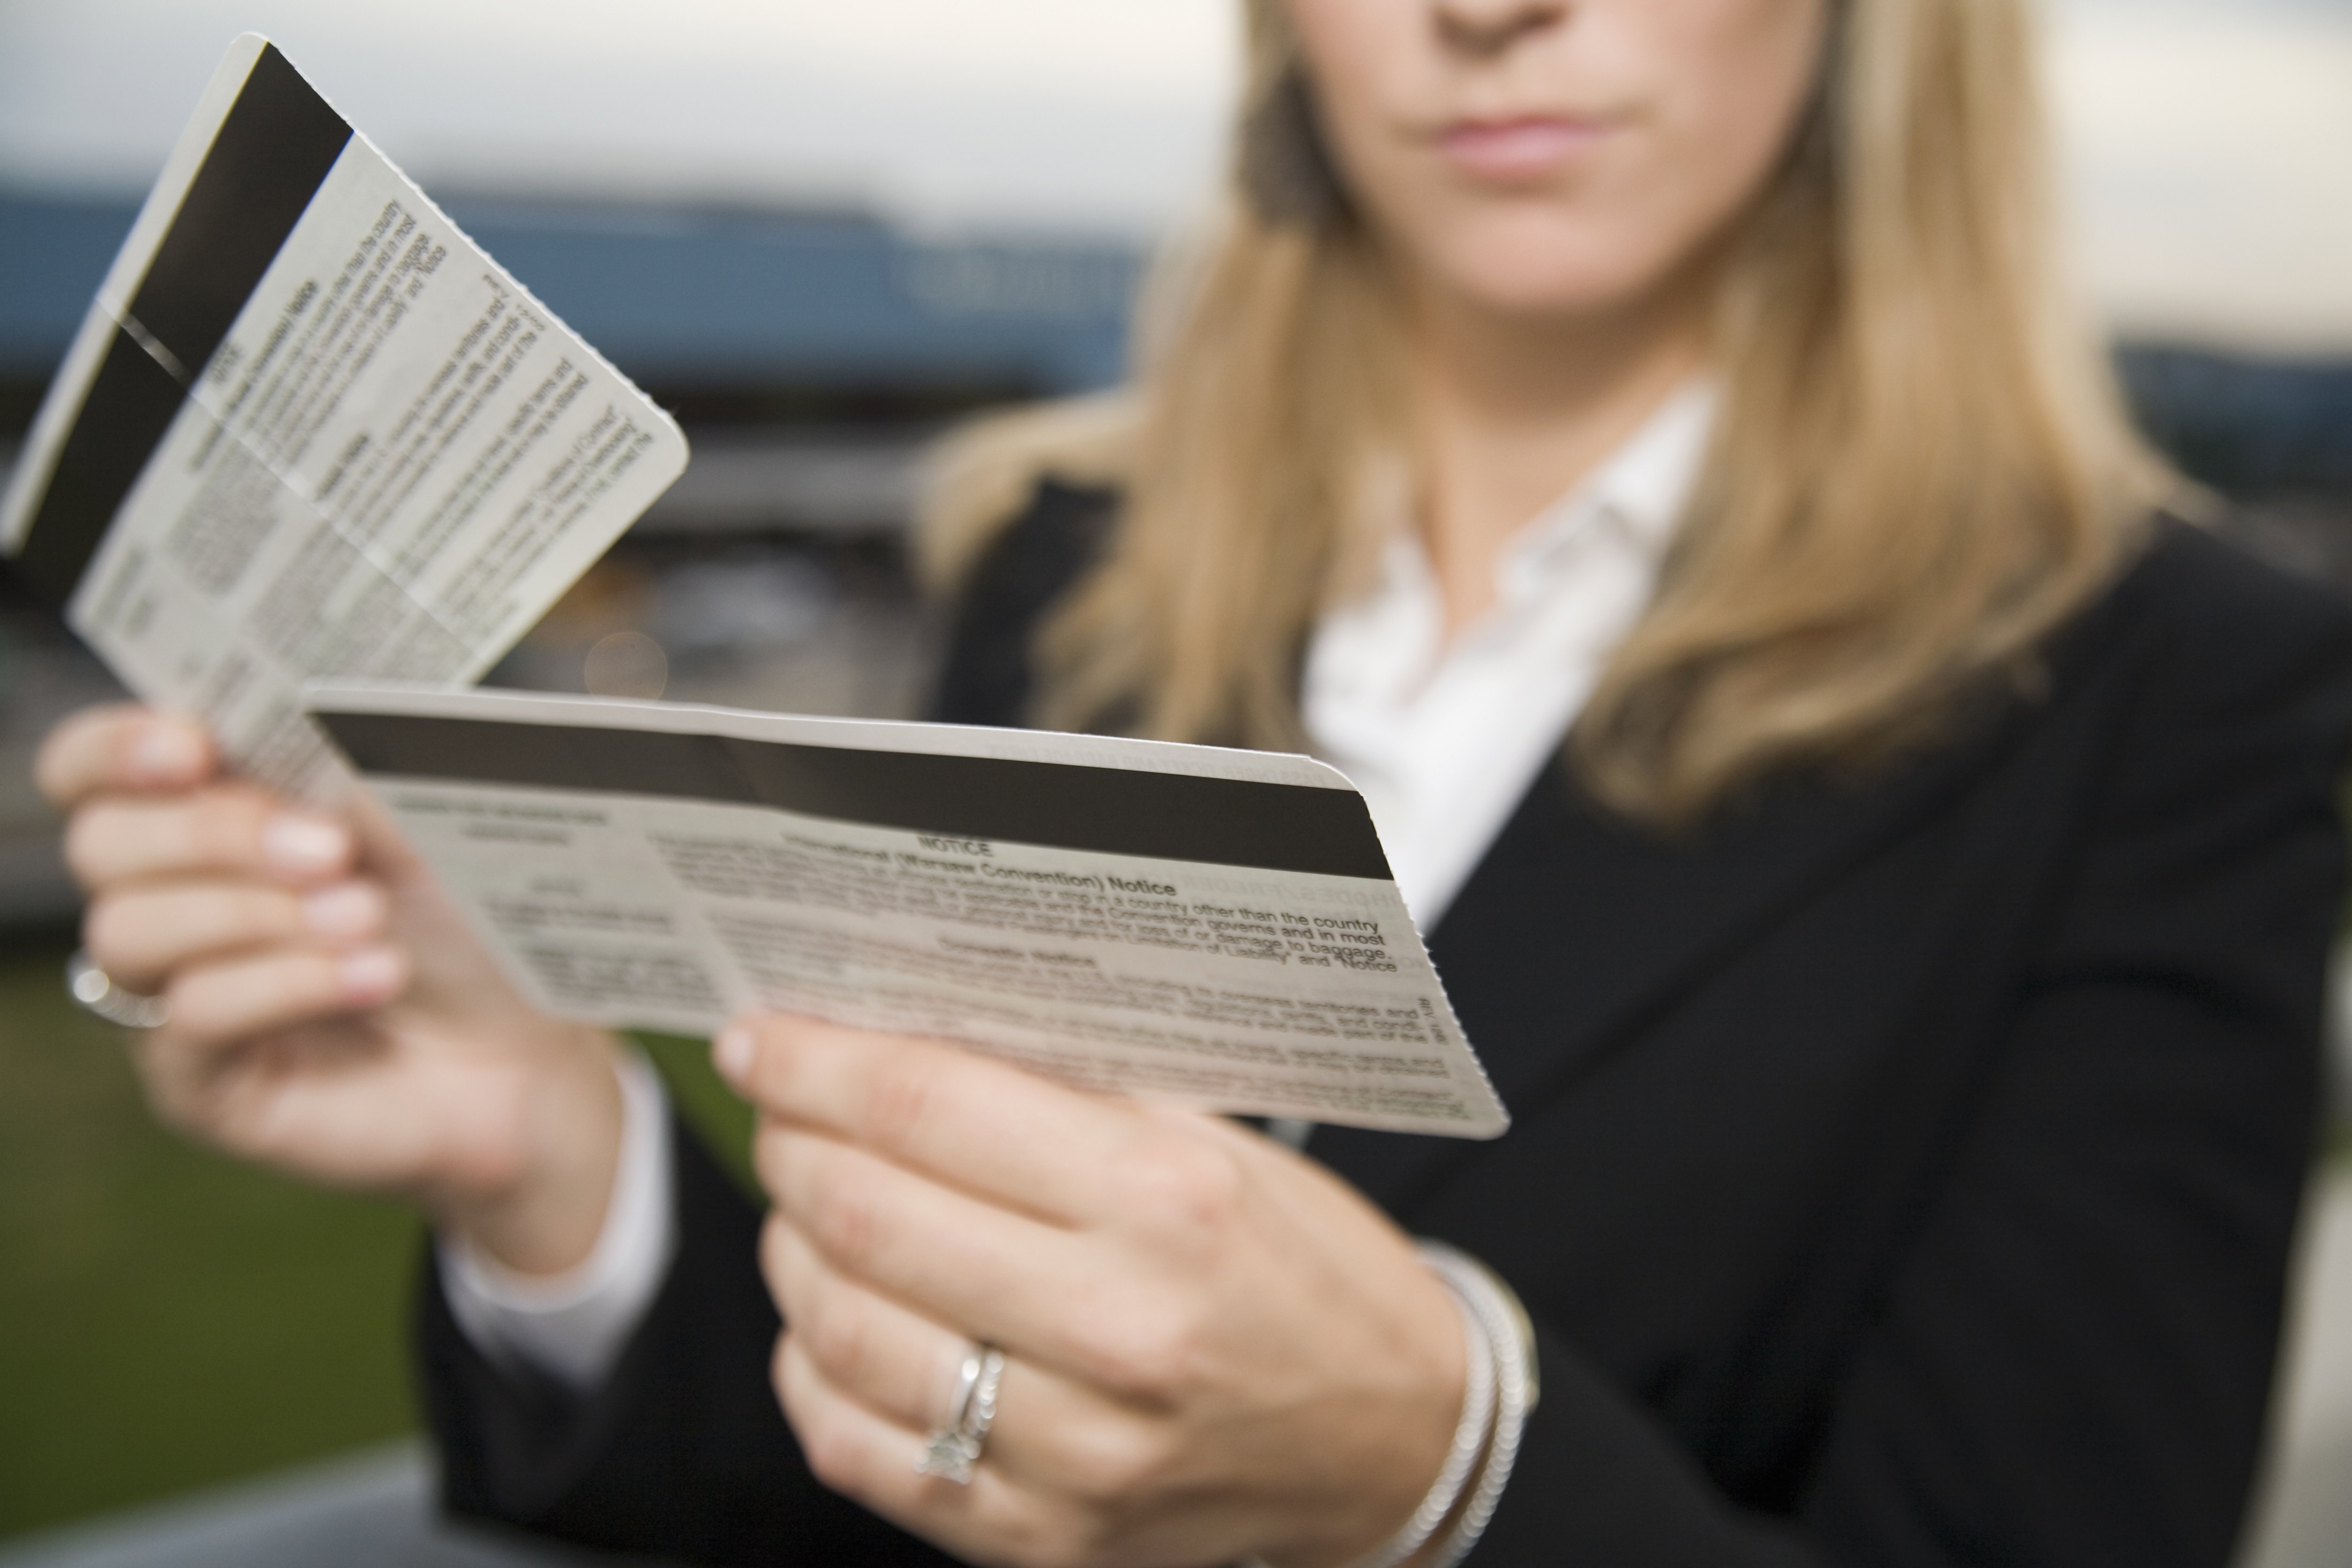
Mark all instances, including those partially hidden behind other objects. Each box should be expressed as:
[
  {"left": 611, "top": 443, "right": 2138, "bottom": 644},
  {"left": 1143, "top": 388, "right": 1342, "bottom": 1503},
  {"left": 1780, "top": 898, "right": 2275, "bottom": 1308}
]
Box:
[{"left": 0, "top": 930, "right": 753, "bottom": 1543}]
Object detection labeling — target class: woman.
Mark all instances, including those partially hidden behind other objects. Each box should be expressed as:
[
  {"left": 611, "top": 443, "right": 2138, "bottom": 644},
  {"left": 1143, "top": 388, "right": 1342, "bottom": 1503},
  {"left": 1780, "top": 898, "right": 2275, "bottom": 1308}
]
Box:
[{"left": 38, "top": 0, "right": 2352, "bottom": 1563}]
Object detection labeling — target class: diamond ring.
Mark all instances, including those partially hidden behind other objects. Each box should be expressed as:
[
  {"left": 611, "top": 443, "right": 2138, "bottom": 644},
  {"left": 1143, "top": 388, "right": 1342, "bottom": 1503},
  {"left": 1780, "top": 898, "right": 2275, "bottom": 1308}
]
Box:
[
  {"left": 65, "top": 949, "right": 172, "bottom": 1030},
  {"left": 916, "top": 1342, "right": 1005, "bottom": 1485}
]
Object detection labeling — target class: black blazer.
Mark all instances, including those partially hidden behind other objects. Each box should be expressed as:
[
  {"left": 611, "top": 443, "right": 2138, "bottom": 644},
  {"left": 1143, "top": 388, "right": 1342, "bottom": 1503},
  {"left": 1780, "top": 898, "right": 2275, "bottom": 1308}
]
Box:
[{"left": 420, "top": 489, "right": 2352, "bottom": 1567}]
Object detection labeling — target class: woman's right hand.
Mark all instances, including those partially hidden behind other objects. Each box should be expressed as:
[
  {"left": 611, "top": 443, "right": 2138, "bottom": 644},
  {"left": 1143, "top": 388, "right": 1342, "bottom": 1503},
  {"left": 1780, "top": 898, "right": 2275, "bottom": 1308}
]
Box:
[{"left": 37, "top": 703, "right": 629, "bottom": 1277}]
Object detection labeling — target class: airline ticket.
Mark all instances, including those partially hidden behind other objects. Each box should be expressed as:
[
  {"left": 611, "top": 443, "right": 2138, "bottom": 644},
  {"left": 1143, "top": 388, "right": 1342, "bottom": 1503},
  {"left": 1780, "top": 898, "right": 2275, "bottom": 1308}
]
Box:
[
  {"left": 0, "top": 36, "right": 687, "bottom": 798},
  {"left": 307, "top": 683, "right": 1510, "bottom": 1138}
]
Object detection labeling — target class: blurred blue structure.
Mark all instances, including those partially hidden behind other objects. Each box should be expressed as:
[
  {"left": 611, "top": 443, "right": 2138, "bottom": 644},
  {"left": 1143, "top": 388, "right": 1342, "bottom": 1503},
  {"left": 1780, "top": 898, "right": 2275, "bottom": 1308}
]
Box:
[
  {"left": 7, "top": 188, "right": 2349, "bottom": 518},
  {"left": 0, "top": 188, "right": 1140, "bottom": 399},
  {"left": 2118, "top": 347, "right": 2352, "bottom": 503}
]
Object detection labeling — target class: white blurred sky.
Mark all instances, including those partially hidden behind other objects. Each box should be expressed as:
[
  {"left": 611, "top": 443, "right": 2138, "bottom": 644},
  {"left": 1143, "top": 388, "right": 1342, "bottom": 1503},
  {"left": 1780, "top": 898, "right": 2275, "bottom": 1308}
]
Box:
[{"left": 0, "top": 0, "right": 2344, "bottom": 352}]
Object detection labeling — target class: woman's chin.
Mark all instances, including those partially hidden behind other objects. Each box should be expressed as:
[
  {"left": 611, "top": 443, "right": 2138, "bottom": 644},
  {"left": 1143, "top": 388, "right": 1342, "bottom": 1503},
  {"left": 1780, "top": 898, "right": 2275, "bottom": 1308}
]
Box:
[
  {"left": 1377, "top": 204, "right": 1679, "bottom": 323},
  {"left": 1416, "top": 252, "right": 1673, "bottom": 328},
  {"left": 1382, "top": 197, "right": 1720, "bottom": 327}
]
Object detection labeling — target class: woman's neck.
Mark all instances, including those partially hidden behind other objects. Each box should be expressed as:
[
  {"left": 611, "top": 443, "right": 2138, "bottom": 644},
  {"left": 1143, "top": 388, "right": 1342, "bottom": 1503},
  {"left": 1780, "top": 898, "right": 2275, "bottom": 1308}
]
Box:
[{"left": 1408, "top": 268, "right": 1714, "bottom": 637}]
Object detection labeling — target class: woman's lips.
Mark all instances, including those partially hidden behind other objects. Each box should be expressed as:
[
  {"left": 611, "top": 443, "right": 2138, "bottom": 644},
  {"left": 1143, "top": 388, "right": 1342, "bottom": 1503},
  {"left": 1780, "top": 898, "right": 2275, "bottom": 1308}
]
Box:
[{"left": 1437, "top": 116, "right": 1614, "bottom": 181}]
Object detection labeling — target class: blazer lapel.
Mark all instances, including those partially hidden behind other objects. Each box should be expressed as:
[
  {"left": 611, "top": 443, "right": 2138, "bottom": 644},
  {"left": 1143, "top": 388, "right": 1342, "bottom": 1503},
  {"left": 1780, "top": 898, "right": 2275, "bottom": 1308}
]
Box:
[{"left": 1314, "top": 707, "right": 2032, "bottom": 1214}]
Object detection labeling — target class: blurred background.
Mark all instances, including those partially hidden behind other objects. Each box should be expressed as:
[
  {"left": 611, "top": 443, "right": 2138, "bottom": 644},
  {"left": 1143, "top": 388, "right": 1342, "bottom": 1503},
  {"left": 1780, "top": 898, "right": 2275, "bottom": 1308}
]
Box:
[{"left": 0, "top": 0, "right": 2345, "bottom": 1562}]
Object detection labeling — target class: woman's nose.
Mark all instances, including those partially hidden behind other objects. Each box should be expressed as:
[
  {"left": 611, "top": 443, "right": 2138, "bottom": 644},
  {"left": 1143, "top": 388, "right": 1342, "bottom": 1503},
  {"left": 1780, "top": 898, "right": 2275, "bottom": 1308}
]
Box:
[{"left": 1432, "top": 0, "right": 1568, "bottom": 59}]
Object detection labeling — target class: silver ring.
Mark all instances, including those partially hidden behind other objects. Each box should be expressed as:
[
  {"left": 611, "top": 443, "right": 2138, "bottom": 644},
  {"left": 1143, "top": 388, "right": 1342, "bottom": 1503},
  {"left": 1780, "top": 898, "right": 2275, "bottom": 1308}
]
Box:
[
  {"left": 65, "top": 949, "right": 171, "bottom": 1030},
  {"left": 916, "top": 1342, "right": 1005, "bottom": 1485}
]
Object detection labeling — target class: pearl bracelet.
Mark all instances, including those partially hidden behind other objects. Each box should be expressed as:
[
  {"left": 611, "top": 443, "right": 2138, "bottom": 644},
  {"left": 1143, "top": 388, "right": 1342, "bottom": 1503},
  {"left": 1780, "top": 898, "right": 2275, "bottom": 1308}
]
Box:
[
  {"left": 1415, "top": 1243, "right": 1537, "bottom": 1568},
  {"left": 1243, "top": 1242, "right": 1536, "bottom": 1568},
  {"left": 1350, "top": 1249, "right": 1498, "bottom": 1568}
]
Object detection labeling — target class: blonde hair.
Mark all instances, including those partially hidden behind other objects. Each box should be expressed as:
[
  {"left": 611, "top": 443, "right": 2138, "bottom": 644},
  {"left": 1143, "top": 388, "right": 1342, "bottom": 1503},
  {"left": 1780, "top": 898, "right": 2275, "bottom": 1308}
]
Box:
[{"left": 921, "top": 0, "right": 2166, "bottom": 824}]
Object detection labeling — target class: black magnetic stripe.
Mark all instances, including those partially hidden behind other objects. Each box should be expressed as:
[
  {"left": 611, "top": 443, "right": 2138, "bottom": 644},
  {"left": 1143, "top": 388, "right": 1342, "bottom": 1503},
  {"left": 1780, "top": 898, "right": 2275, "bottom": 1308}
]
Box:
[
  {"left": 6, "top": 44, "right": 351, "bottom": 607},
  {"left": 125, "top": 45, "right": 352, "bottom": 375},
  {"left": 314, "top": 711, "right": 1394, "bottom": 881},
  {"left": 9, "top": 330, "right": 187, "bottom": 604}
]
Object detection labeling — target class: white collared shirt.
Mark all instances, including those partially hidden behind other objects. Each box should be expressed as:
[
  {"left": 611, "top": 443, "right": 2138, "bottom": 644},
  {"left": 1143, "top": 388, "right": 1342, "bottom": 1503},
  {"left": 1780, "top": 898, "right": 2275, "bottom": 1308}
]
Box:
[
  {"left": 437, "top": 1050, "right": 675, "bottom": 1390},
  {"left": 1305, "top": 381, "right": 1715, "bottom": 928},
  {"left": 445, "top": 381, "right": 1716, "bottom": 1386}
]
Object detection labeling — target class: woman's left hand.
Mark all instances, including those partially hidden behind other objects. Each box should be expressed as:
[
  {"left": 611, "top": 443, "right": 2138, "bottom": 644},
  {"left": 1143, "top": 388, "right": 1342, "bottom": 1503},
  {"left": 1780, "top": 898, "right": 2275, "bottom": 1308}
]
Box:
[{"left": 716, "top": 1013, "right": 1468, "bottom": 1568}]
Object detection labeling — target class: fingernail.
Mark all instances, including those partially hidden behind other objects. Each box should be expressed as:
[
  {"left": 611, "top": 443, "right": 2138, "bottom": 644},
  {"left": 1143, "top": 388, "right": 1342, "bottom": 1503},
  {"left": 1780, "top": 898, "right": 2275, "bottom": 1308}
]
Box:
[
  {"left": 130, "top": 724, "right": 203, "bottom": 784},
  {"left": 713, "top": 1025, "right": 754, "bottom": 1088},
  {"left": 263, "top": 814, "right": 349, "bottom": 876},
  {"left": 337, "top": 946, "right": 404, "bottom": 1002},
  {"left": 302, "top": 882, "right": 382, "bottom": 941}
]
